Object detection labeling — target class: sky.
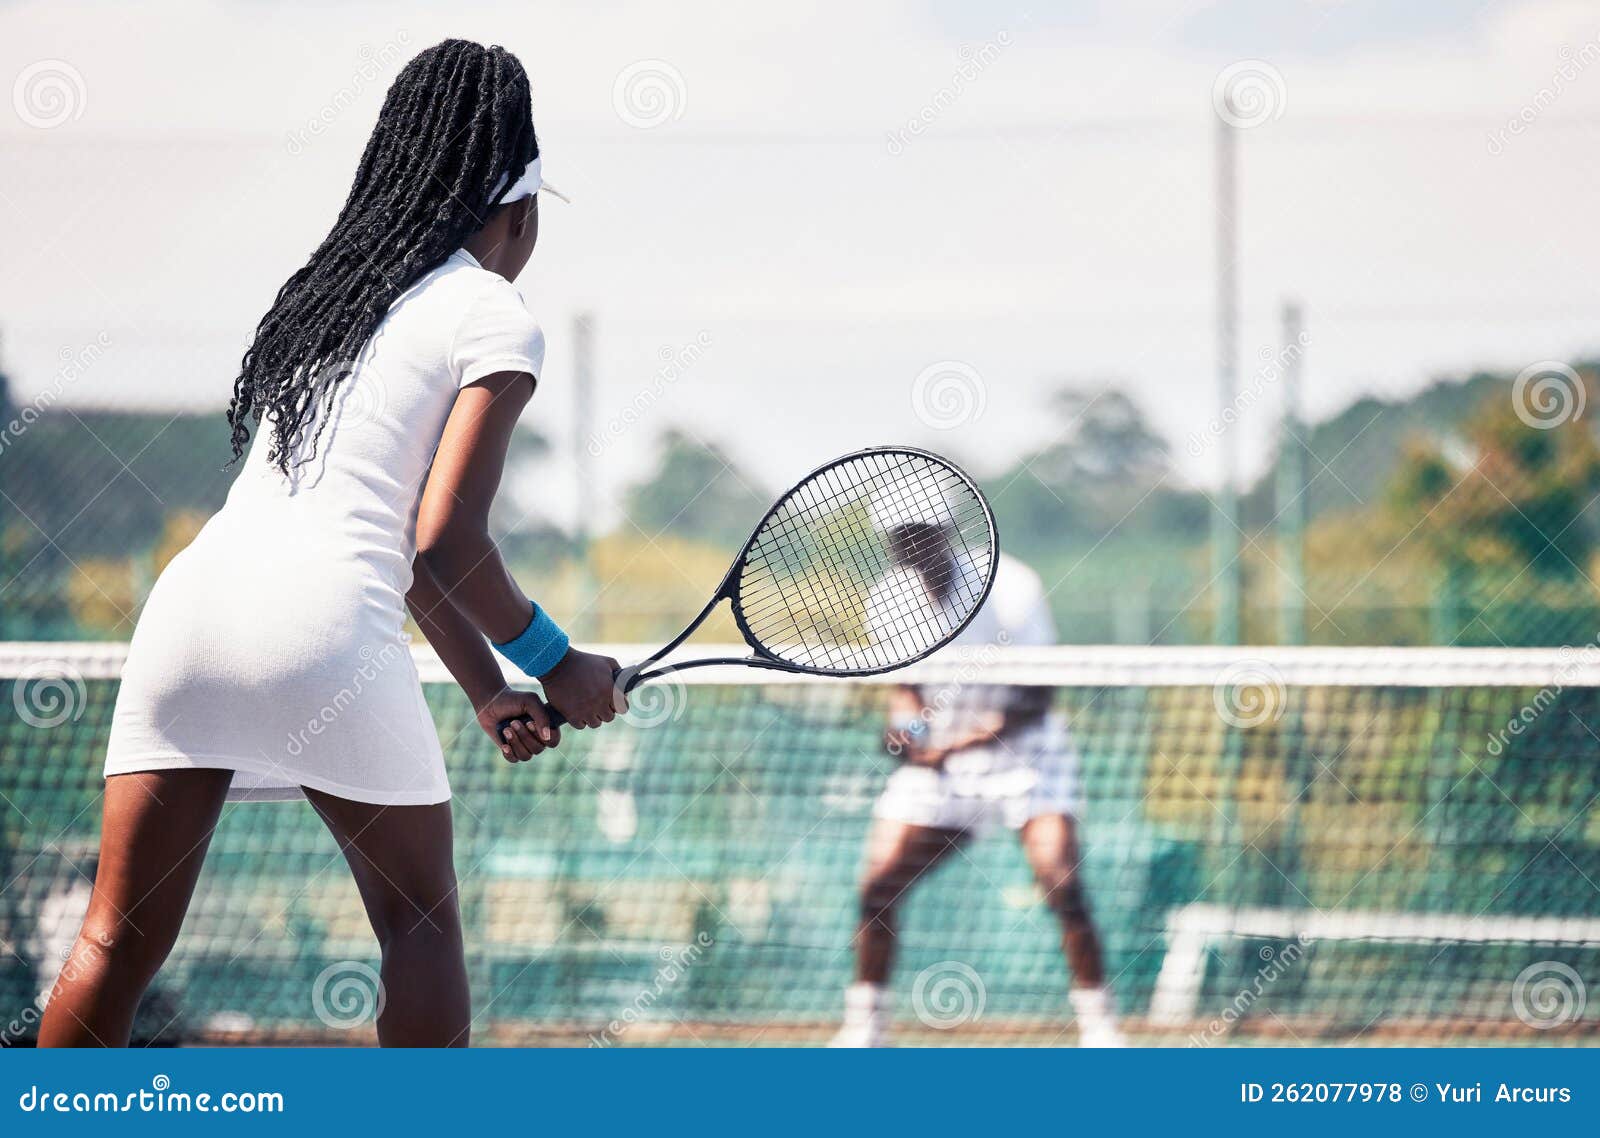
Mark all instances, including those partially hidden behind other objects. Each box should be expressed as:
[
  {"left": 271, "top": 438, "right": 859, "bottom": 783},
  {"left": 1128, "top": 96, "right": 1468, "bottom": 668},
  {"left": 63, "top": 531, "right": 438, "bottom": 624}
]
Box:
[{"left": 2, "top": 0, "right": 1598, "bottom": 528}]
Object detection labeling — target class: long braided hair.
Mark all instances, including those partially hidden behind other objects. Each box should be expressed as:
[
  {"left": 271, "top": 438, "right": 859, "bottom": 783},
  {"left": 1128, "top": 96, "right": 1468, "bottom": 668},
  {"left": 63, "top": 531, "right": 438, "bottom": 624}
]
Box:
[{"left": 227, "top": 39, "right": 537, "bottom": 473}]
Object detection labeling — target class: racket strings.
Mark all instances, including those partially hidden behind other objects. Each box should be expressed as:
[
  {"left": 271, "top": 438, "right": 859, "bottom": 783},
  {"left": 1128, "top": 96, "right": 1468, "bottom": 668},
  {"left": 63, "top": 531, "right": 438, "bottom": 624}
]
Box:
[
  {"left": 734, "top": 450, "right": 994, "bottom": 672},
  {"left": 741, "top": 458, "right": 935, "bottom": 637},
  {"left": 742, "top": 458, "right": 983, "bottom": 609},
  {"left": 744, "top": 462, "right": 990, "bottom": 622},
  {"left": 749, "top": 458, "right": 919, "bottom": 645},
  {"left": 777, "top": 457, "right": 985, "bottom": 649}
]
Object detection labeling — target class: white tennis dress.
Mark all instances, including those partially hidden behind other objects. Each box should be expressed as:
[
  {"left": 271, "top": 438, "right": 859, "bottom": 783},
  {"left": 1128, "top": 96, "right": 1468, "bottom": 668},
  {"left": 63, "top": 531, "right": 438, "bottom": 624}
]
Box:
[{"left": 103, "top": 249, "right": 544, "bottom": 804}]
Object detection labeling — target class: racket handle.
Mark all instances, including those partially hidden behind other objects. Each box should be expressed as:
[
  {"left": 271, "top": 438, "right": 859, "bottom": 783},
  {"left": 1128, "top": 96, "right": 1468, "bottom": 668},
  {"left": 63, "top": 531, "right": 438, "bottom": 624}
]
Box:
[{"left": 498, "top": 665, "right": 635, "bottom": 738}]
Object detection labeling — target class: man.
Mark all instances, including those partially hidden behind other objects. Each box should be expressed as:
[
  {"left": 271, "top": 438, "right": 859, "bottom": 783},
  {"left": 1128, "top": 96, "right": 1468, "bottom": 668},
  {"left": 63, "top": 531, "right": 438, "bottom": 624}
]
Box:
[{"left": 832, "top": 504, "right": 1124, "bottom": 1046}]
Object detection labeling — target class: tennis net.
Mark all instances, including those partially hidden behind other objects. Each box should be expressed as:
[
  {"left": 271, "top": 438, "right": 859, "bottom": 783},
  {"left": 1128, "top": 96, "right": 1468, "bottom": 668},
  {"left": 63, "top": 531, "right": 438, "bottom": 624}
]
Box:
[{"left": 2, "top": 642, "right": 1598, "bottom": 1046}]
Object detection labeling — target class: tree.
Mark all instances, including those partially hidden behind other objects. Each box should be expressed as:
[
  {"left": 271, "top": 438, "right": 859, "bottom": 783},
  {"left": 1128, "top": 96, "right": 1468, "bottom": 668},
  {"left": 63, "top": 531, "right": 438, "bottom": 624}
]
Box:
[
  {"left": 622, "top": 429, "right": 769, "bottom": 551},
  {"left": 989, "top": 386, "right": 1207, "bottom": 557},
  {"left": 1387, "top": 382, "right": 1600, "bottom": 580}
]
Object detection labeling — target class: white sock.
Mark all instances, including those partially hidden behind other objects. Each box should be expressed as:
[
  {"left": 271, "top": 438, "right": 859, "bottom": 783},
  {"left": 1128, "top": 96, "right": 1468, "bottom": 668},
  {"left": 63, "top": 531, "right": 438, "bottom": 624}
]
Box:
[
  {"left": 843, "top": 981, "right": 888, "bottom": 1027},
  {"left": 1070, "top": 986, "right": 1123, "bottom": 1041}
]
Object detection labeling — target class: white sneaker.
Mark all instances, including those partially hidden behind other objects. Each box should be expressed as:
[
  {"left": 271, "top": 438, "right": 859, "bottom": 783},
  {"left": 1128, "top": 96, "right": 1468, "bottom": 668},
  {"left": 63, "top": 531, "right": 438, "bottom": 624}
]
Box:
[
  {"left": 1070, "top": 986, "right": 1127, "bottom": 1047},
  {"left": 828, "top": 1019, "right": 888, "bottom": 1047},
  {"left": 830, "top": 982, "right": 890, "bottom": 1047},
  {"left": 1076, "top": 1021, "right": 1128, "bottom": 1048}
]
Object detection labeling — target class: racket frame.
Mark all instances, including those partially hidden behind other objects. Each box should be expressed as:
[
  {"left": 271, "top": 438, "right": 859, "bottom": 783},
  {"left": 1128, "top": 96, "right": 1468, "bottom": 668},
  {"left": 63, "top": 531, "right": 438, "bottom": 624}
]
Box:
[{"left": 618, "top": 444, "right": 999, "bottom": 691}]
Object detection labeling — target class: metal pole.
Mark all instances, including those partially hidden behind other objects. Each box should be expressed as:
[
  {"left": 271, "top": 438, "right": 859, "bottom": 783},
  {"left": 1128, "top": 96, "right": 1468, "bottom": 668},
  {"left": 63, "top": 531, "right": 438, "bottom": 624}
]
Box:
[
  {"left": 1275, "top": 302, "right": 1310, "bottom": 908},
  {"left": 1277, "top": 301, "right": 1307, "bottom": 646},
  {"left": 1212, "top": 115, "right": 1241, "bottom": 645}
]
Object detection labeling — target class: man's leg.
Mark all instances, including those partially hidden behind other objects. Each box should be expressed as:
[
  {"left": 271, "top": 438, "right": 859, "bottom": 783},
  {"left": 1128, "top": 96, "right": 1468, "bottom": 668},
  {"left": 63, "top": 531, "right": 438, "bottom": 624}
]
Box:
[
  {"left": 833, "top": 818, "right": 964, "bottom": 1045},
  {"left": 39, "top": 769, "right": 234, "bottom": 1046},
  {"left": 1019, "top": 812, "right": 1125, "bottom": 1046}
]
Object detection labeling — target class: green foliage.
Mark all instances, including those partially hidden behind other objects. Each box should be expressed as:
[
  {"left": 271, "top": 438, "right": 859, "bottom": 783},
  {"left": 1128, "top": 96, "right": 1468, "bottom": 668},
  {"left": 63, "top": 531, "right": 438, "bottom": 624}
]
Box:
[
  {"left": 3, "top": 411, "right": 233, "bottom": 560},
  {"left": 620, "top": 429, "right": 770, "bottom": 552},
  {"left": 1387, "top": 379, "right": 1600, "bottom": 578},
  {"left": 1241, "top": 371, "right": 1509, "bottom": 527},
  {"left": 7, "top": 360, "right": 1600, "bottom": 646},
  {"left": 989, "top": 388, "right": 1209, "bottom": 561}
]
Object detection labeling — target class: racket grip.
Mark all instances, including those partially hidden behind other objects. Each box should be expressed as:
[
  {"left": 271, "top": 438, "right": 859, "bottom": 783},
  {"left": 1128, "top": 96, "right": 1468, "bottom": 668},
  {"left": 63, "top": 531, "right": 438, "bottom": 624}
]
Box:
[
  {"left": 497, "top": 705, "right": 567, "bottom": 739},
  {"left": 498, "top": 665, "right": 633, "bottom": 738}
]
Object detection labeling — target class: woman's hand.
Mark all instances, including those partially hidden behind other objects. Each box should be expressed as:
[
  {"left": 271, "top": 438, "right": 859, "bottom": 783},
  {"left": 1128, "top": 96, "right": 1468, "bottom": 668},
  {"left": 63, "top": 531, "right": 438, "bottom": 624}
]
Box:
[
  {"left": 475, "top": 688, "right": 561, "bottom": 761},
  {"left": 540, "top": 647, "right": 626, "bottom": 728}
]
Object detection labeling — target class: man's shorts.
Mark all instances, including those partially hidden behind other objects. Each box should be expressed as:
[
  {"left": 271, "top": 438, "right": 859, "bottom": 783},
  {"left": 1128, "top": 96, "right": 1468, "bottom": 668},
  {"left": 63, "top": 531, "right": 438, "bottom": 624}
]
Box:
[{"left": 872, "top": 728, "right": 1081, "bottom": 836}]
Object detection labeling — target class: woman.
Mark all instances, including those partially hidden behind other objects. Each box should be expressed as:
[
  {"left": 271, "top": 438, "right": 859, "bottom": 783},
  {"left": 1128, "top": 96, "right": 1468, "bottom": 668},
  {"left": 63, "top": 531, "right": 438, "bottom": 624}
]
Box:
[{"left": 39, "top": 39, "right": 621, "bottom": 1047}]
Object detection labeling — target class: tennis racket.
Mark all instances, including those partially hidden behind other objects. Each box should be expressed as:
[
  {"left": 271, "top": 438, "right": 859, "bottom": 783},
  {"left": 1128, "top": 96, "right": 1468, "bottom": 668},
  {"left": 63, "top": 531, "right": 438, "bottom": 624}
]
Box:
[{"left": 530, "top": 445, "right": 998, "bottom": 730}]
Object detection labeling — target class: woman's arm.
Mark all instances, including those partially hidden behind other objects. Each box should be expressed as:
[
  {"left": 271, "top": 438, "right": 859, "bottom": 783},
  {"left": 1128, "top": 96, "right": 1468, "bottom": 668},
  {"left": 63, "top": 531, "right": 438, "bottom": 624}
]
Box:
[
  {"left": 415, "top": 371, "right": 623, "bottom": 729},
  {"left": 406, "top": 553, "right": 556, "bottom": 760}
]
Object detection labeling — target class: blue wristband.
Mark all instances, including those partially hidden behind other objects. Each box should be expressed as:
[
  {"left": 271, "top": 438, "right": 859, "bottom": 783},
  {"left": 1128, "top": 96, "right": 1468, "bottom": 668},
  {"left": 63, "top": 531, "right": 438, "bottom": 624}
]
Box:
[{"left": 491, "top": 602, "right": 571, "bottom": 678}]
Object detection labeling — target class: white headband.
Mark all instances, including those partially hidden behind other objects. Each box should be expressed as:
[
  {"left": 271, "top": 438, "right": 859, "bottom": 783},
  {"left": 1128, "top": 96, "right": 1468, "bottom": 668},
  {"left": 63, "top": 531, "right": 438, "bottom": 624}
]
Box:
[{"left": 492, "top": 156, "right": 570, "bottom": 206}]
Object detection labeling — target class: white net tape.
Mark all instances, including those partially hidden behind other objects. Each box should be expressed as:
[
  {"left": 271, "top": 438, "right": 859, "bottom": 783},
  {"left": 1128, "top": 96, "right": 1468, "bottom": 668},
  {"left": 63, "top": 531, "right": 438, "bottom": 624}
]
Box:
[{"left": 7, "top": 641, "right": 1600, "bottom": 687}]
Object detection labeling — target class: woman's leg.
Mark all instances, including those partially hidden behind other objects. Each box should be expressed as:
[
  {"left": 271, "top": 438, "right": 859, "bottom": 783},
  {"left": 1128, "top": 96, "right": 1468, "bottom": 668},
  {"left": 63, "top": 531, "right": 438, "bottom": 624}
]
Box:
[
  {"left": 39, "top": 768, "right": 234, "bottom": 1047},
  {"left": 303, "top": 789, "right": 469, "bottom": 1047}
]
